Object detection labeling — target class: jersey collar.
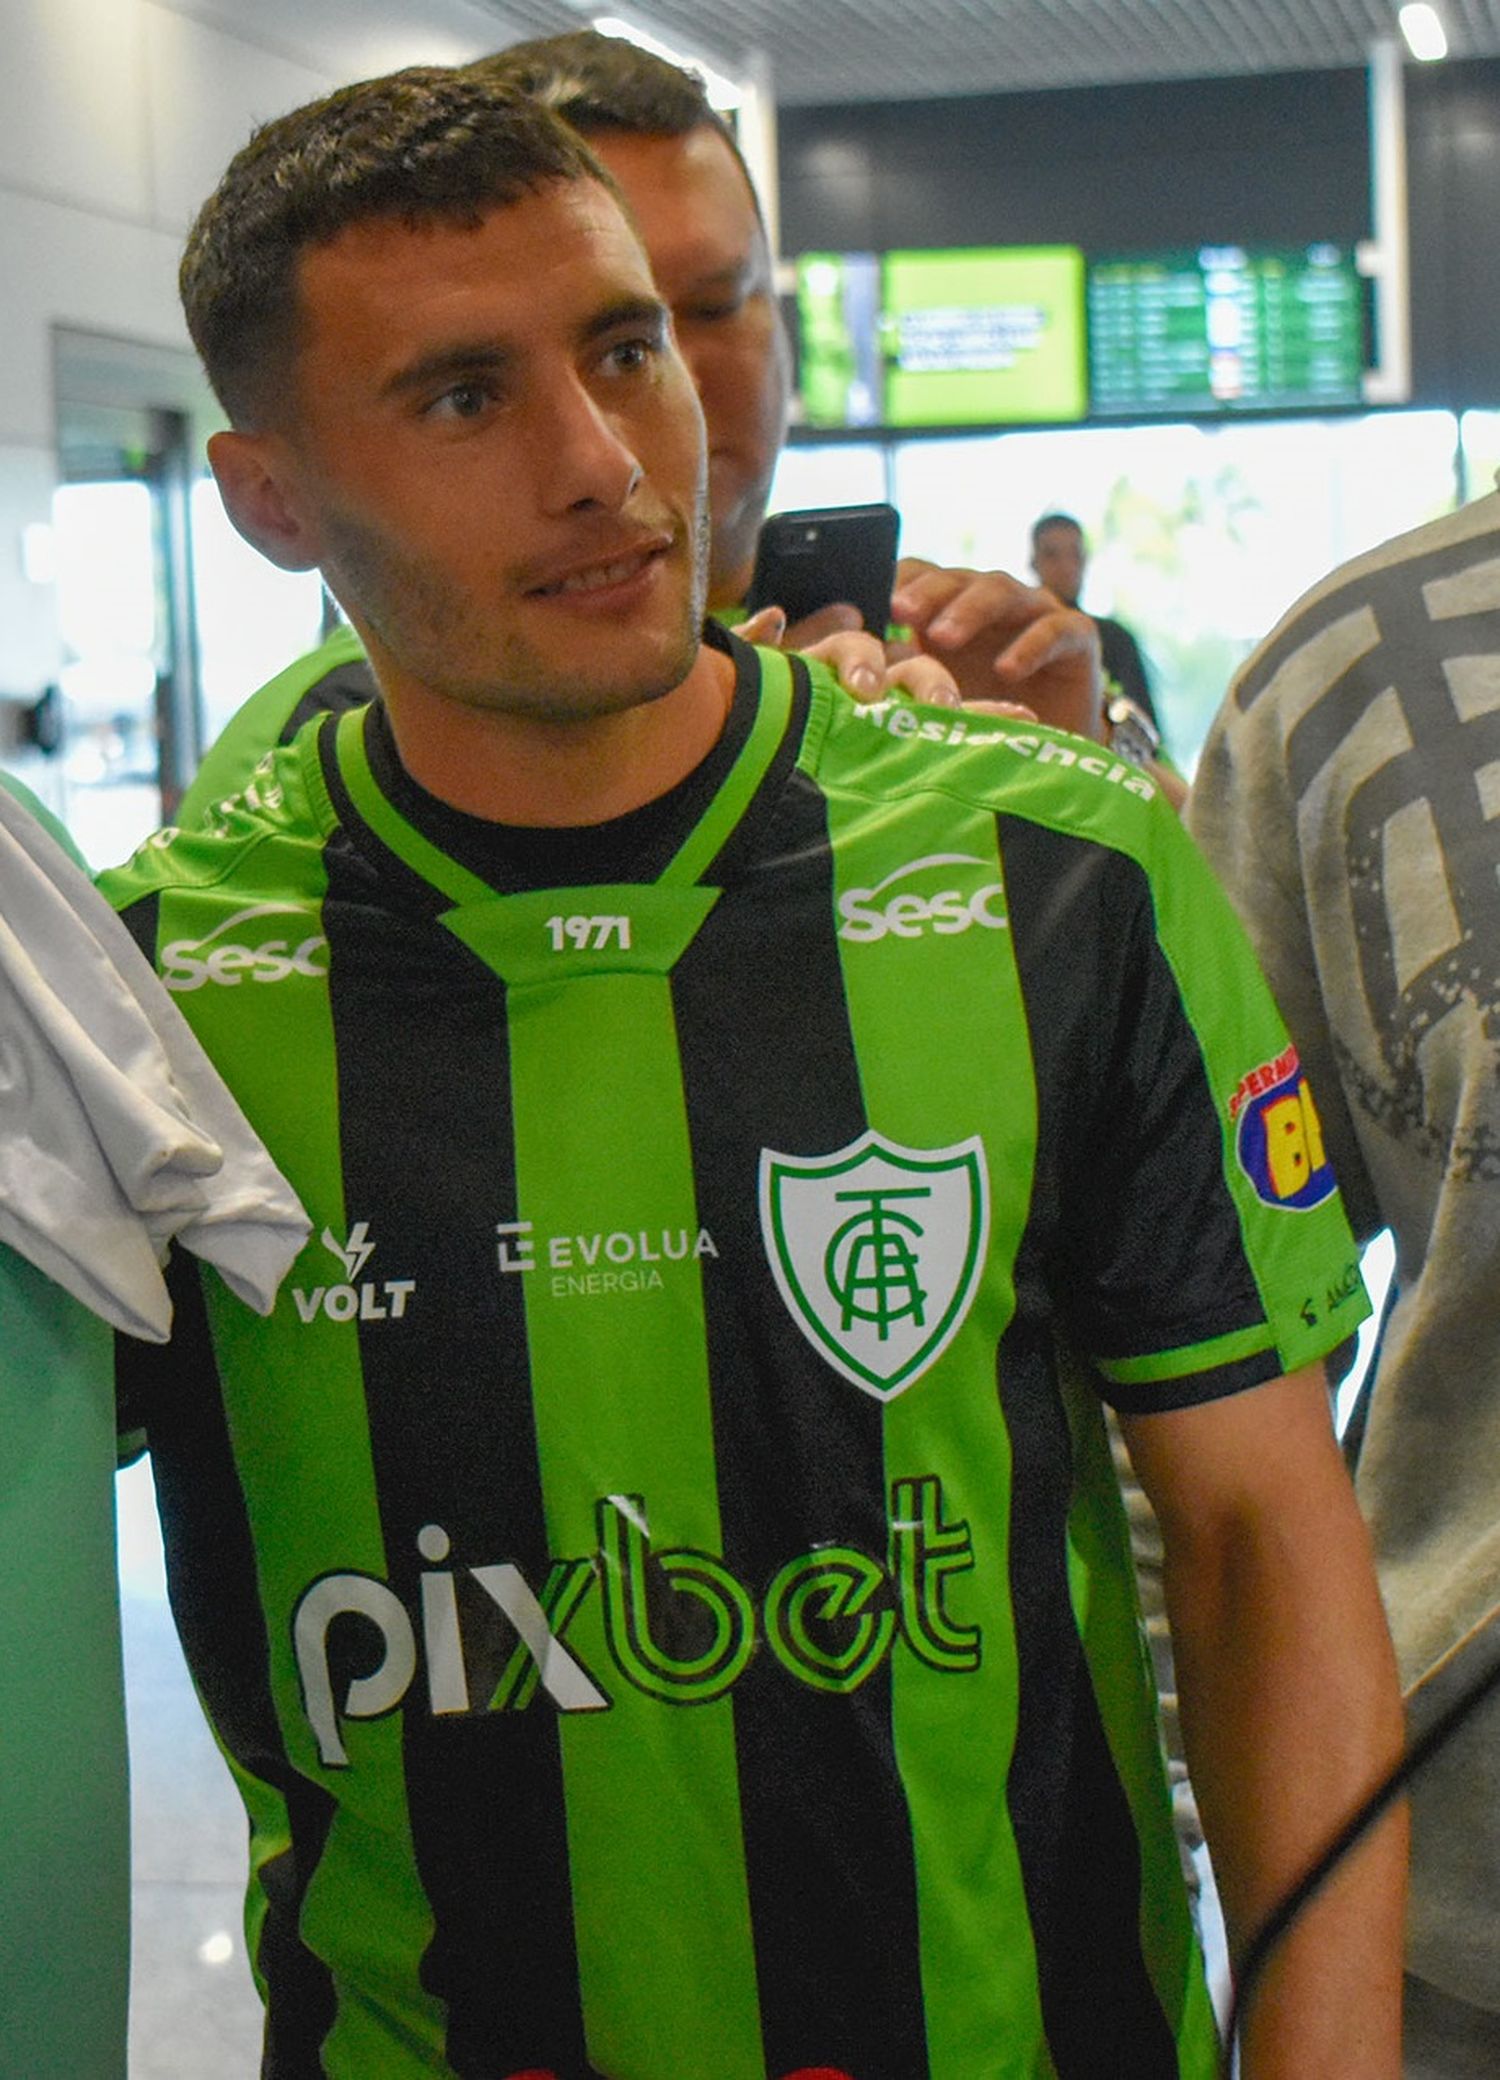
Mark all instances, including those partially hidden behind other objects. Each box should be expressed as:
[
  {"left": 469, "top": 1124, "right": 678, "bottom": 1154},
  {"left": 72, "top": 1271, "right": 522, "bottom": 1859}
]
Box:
[{"left": 328, "top": 638, "right": 797, "bottom": 909}]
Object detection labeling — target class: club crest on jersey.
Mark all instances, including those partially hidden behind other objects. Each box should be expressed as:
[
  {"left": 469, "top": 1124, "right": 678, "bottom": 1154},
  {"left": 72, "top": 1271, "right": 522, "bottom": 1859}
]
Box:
[
  {"left": 1229, "top": 1048, "right": 1337, "bottom": 1210},
  {"left": 759, "top": 1132, "right": 990, "bottom": 1400}
]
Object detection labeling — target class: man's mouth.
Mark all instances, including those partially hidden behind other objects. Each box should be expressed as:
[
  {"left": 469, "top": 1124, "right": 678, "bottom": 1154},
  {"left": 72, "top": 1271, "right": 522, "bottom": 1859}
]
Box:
[{"left": 527, "top": 539, "right": 671, "bottom": 600}]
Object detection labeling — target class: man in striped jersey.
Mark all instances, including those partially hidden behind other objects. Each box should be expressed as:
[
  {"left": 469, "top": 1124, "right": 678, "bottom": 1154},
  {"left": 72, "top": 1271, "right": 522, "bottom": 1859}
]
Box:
[{"left": 111, "top": 65, "right": 1404, "bottom": 2080}]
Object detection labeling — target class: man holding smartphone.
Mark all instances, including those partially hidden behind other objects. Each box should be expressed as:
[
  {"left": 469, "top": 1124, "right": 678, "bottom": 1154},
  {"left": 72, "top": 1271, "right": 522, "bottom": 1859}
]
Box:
[
  {"left": 112, "top": 64, "right": 1405, "bottom": 2079},
  {"left": 176, "top": 30, "right": 1102, "bottom": 826}
]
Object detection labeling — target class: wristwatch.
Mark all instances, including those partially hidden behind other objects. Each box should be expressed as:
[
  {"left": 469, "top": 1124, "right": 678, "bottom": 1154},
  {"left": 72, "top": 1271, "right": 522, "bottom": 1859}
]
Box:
[{"left": 1105, "top": 694, "right": 1160, "bottom": 768}]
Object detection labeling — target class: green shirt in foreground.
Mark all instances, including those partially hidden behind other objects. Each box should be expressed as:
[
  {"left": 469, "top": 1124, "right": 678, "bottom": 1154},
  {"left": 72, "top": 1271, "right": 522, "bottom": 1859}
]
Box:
[
  {"left": 109, "top": 637, "right": 1367, "bottom": 2079},
  {"left": 0, "top": 769, "right": 129, "bottom": 2080}
]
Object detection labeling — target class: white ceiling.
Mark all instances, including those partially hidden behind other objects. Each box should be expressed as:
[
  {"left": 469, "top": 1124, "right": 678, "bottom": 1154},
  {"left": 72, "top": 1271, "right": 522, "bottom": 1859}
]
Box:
[{"left": 196, "top": 0, "right": 1500, "bottom": 106}]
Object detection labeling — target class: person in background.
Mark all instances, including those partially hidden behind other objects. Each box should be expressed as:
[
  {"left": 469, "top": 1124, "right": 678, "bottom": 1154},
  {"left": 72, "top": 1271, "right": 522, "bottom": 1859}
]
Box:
[
  {"left": 176, "top": 30, "right": 1112, "bottom": 829},
  {"left": 1031, "top": 509, "right": 1161, "bottom": 735},
  {"left": 1189, "top": 488, "right": 1500, "bottom": 2079},
  {"left": 107, "top": 63, "right": 1406, "bottom": 2078}
]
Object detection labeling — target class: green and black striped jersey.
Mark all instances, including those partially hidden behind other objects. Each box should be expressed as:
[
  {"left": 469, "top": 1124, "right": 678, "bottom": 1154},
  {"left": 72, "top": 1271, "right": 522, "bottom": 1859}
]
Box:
[{"left": 108, "top": 630, "right": 1367, "bottom": 2080}]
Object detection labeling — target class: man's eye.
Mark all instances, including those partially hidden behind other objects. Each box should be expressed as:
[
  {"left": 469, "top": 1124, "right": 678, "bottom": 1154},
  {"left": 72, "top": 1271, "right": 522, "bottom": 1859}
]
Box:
[
  {"left": 681, "top": 298, "right": 745, "bottom": 324},
  {"left": 429, "top": 381, "right": 495, "bottom": 421},
  {"left": 606, "top": 337, "right": 658, "bottom": 374}
]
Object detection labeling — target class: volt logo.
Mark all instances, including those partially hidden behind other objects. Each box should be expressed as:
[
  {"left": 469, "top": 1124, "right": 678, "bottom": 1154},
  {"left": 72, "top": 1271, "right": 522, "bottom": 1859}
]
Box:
[
  {"left": 324, "top": 1221, "right": 375, "bottom": 1281},
  {"left": 291, "top": 1222, "right": 415, "bottom": 1325},
  {"left": 161, "top": 902, "right": 328, "bottom": 993},
  {"left": 291, "top": 1476, "right": 979, "bottom": 1767},
  {"left": 760, "top": 1133, "right": 990, "bottom": 1399},
  {"left": 837, "top": 853, "right": 1007, "bottom": 944}
]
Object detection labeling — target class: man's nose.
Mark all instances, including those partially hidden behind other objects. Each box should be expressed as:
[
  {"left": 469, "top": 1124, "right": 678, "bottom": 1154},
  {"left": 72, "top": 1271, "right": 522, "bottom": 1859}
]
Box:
[{"left": 535, "top": 375, "right": 644, "bottom": 515}]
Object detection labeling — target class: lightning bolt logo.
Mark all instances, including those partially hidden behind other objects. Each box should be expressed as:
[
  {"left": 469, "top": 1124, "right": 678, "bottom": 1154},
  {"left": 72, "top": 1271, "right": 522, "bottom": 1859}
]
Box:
[{"left": 323, "top": 1221, "right": 375, "bottom": 1281}]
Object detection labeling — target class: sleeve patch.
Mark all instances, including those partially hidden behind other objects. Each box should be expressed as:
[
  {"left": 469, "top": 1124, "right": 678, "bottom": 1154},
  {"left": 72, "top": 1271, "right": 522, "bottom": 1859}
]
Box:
[{"left": 1229, "top": 1048, "right": 1337, "bottom": 1210}]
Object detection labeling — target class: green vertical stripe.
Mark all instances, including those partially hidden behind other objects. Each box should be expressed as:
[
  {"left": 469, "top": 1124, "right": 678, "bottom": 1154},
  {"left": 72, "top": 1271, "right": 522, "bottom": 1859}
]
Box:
[
  {"left": 816, "top": 766, "right": 1054, "bottom": 2077},
  {"left": 1060, "top": 1379, "right": 1219, "bottom": 2071},
  {"left": 659, "top": 647, "right": 793, "bottom": 886},
  {"left": 450, "top": 902, "right": 763, "bottom": 2080},
  {"left": 162, "top": 825, "right": 447, "bottom": 2075}
]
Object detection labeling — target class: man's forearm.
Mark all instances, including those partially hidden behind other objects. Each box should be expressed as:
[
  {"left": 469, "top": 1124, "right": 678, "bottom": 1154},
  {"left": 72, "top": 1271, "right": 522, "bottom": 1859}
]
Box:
[
  {"left": 1127, "top": 1369, "right": 1406, "bottom": 2077},
  {"left": 1167, "top": 1451, "right": 1405, "bottom": 2071}
]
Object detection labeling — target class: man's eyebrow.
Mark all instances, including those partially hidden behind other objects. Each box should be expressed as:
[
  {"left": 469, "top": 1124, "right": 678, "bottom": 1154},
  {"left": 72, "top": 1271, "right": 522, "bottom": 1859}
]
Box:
[
  {"left": 677, "top": 263, "right": 754, "bottom": 293},
  {"left": 381, "top": 341, "right": 514, "bottom": 401},
  {"left": 379, "top": 299, "right": 669, "bottom": 399},
  {"left": 579, "top": 294, "right": 671, "bottom": 345}
]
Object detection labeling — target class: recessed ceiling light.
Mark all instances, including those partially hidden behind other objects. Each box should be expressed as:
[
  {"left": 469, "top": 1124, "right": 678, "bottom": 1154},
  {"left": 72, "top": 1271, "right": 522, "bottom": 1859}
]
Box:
[{"left": 1399, "top": 4, "right": 1449, "bottom": 62}]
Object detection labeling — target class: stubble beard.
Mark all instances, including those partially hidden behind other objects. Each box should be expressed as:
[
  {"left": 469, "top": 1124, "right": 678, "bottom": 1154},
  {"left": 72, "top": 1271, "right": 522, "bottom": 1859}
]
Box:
[{"left": 318, "top": 499, "right": 711, "bottom": 727}]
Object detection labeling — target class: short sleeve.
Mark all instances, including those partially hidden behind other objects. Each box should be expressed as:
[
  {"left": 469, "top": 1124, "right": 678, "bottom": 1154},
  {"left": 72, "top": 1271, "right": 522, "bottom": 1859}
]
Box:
[{"left": 1014, "top": 804, "right": 1371, "bottom": 1412}]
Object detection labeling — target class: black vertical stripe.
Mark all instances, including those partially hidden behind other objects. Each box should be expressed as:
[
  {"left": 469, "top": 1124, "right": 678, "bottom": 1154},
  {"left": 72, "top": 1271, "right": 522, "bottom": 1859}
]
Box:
[
  {"left": 280, "top": 658, "right": 377, "bottom": 747},
  {"left": 320, "top": 843, "right": 590, "bottom": 2078},
  {"left": 997, "top": 1319, "right": 1180, "bottom": 2076},
  {"left": 673, "top": 767, "right": 931, "bottom": 2080},
  {"left": 997, "top": 812, "right": 1187, "bottom": 2074}
]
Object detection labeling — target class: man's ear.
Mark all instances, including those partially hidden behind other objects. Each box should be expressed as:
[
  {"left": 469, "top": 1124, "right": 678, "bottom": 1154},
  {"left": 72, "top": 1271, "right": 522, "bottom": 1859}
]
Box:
[{"left": 208, "top": 428, "right": 321, "bottom": 573}]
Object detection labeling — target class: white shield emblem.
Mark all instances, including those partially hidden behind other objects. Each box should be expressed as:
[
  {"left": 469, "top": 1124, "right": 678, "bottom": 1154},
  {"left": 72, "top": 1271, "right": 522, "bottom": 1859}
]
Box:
[{"left": 759, "top": 1132, "right": 990, "bottom": 1400}]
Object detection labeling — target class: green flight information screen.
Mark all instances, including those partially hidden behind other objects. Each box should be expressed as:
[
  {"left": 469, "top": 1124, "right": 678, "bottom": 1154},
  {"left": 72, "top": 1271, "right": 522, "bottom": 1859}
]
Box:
[
  {"left": 1088, "top": 243, "right": 1365, "bottom": 414},
  {"left": 796, "top": 251, "right": 884, "bottom": 429},
  {"left": 794, "top": 246, "right": 1088, "bottom": 429},
  {"left": 881, "top": 247, "right": 1088, "bottom": 426}
]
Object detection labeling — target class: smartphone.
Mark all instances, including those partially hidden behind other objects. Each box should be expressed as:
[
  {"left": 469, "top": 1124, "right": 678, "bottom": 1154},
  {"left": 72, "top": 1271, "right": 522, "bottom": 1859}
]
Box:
[{"left": 746, "top": 502, "right": 900, "bottom": 635}]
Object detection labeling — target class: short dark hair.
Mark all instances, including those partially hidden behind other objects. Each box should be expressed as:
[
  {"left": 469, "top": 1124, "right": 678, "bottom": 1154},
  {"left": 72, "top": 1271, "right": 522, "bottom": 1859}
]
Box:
[
  {"left": 1031, "top": 512, "right": 1084, "bottom": 552},
  {"left": 180, "top": 65, "right": 612, "bottom": 428},
  {"left": 472, "top": 30, "right": 762, "bottom": 222}
]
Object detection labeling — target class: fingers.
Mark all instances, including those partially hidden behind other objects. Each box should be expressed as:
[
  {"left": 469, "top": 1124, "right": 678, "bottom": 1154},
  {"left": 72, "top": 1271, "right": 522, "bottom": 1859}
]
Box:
[
  {"left": 795, "top": 628, "right": 891, "bottom": 700},
  {"left": 880, "top": 655, "right": 962, "bottom": 707},
  {"left": 735, "top": 605, "right": 788, "bottom": 647},
  {"left": 892, "top": 556, "right": 1094, "bottom": 674},
  {"left": 733, "top": 601, "right": 864, "bottom": 653},
  {"left": 989, "top": 605, "right": 1098, "bottom": 685},
  {"left": 782, "top": 602, "right": 864, "bottom": 648},
  {"left": 961, "top": 698, "right": 1038, "bottom": 722},
  {"left": 792, "top": 628, "right": 962, "bottom": 708},
  {"left": 892, "top": 559, "right": 1041, "bottom": 651}
]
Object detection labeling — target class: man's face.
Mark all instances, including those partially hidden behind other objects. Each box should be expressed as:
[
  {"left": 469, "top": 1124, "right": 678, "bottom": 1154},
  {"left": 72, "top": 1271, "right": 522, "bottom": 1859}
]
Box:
[
  {"left": 247, "top": 180, "right": 708, "bottom": 725},
  {"left": 588, "top": 124, "right": 791, "bottom": 610},
  {"left": 1031, "top": 524, "right": 1085, "bottom": 608}
]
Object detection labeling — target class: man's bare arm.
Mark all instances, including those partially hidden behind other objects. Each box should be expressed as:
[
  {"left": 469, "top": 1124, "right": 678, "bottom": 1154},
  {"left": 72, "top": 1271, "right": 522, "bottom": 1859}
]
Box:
[{"left": 1120, "top": 1364, "right": 1406, "bottom": 2078}]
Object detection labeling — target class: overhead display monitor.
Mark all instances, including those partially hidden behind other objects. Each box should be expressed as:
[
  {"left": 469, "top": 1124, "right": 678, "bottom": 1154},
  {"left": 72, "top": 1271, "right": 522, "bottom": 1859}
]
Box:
[
  {"left": 796, "top": 252, "right": 884, "bottom": 429},
  {"left": 794, "top": 246, "right": 1087, "bottom": 430},
  {"left": 1088, "top": 243, "right": 1365, "bottom": 415},
  {"left": 880, "top": 247, "right": 1088, "bottom": 427}
]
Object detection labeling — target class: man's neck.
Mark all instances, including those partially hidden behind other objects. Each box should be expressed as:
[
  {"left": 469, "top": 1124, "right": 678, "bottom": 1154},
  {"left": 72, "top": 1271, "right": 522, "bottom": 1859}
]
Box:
[{"left": 372, "top": 643, "right": 737, "bottom": 827}]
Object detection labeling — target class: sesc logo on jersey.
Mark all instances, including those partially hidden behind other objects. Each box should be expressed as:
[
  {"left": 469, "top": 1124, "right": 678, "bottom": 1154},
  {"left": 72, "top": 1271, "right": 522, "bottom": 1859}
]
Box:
[
  {"left": 1229, "top": 1048, "right": 1336, "bottom": 1210},
  {"left": 161, "top": 901, "right": 328, "bottom": 993},
  {"left": 836, "top": 852, "right": 1007, "bottom": 944},
  {"left": 759, "top": 1131, "right": 990, "bottom": 1399}
]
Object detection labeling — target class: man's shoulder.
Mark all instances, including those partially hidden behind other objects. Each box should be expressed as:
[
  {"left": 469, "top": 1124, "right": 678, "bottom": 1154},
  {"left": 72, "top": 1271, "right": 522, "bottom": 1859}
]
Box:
[
  {"left": 101, "top": 721, "right": 334, "bottom": 918},
  {"left": 1233, "top": 491, "right": 1500, "bottom": 717},
  {"left": 804, "top": 681, "right": 1173, "bottom": 860},
  {"left": 1303, "top": 489, "right": 1500, "bottom": 603},
  {"left": 178, "top": 624, "right": 370, "bottom": 829}
]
